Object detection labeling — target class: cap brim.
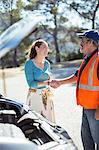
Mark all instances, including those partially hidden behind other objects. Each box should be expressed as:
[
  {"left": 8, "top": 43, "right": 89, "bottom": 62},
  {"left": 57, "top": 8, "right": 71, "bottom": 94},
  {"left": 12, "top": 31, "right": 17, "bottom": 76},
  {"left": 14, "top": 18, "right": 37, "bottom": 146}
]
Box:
[{"left": 77, "top": 33, "right": 86, "bottom": 38}]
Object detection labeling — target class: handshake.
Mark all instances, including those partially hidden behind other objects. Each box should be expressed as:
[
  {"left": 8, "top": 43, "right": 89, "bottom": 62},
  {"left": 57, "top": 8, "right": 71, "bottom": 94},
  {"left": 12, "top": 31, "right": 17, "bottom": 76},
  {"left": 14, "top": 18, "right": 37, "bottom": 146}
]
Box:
[{"left": 48, "top": 80, "right": 61, "bottom": 88}]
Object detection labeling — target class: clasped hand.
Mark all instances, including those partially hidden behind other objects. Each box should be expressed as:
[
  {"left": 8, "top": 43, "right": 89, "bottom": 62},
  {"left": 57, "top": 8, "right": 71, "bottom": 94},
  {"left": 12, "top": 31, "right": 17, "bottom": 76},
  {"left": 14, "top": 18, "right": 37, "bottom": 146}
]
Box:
[{"left": 49, "top": 80, "right": 60, "bottom": 88}]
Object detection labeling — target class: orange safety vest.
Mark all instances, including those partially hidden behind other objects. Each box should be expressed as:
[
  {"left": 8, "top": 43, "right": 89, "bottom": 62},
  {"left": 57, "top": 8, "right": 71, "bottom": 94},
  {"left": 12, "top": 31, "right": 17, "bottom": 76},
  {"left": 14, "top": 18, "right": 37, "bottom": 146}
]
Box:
[{"left": 76, "top": 49, "right": 99, "bottom": 109}]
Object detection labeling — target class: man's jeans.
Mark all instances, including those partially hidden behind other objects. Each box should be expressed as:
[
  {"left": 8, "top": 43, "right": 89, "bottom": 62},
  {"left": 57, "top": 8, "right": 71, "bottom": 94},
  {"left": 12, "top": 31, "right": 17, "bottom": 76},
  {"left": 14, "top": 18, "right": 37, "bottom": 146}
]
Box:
[{"left": 81, "top": 109, "right": 99, "bottom": 150}]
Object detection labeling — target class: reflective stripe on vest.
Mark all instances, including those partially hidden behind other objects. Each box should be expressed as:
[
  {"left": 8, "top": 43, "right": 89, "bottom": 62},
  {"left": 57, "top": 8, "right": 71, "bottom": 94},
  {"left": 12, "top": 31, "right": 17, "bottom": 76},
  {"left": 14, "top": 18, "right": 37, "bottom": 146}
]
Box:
[{"left": 79, "top": 57, "right": 99, "bottom": 91}]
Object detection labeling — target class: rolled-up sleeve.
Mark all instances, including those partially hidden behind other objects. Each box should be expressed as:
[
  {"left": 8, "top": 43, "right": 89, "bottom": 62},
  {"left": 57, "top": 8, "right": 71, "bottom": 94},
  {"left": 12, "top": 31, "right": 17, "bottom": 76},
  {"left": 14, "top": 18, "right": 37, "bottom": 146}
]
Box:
[
  {"left": 24, "top": 60, "right": 38, "bottom": 88},
  {"left": 74, "top": 70, "right": 78, "bottom": 77}
]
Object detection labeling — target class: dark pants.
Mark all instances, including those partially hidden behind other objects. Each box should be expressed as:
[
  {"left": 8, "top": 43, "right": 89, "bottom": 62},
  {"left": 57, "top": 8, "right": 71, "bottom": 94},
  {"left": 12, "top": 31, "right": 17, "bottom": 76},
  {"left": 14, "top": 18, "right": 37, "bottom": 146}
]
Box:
[{"left": 81, "top": 109, "right": 99, "bottom": 150}]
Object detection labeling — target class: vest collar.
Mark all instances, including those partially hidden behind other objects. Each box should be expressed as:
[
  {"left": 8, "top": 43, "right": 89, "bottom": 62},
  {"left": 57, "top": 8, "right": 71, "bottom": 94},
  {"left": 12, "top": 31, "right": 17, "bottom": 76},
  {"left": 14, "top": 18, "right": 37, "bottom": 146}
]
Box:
[{"left": 85, "top": 48, "right": 98, "bottom": 60}]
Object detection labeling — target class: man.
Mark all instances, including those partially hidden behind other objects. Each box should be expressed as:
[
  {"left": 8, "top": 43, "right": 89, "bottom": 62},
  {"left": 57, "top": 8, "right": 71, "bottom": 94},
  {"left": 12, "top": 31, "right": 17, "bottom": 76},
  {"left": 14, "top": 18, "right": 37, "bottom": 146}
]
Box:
[{"left": 50, "top": 30, "right": 99, "bottom": 150}]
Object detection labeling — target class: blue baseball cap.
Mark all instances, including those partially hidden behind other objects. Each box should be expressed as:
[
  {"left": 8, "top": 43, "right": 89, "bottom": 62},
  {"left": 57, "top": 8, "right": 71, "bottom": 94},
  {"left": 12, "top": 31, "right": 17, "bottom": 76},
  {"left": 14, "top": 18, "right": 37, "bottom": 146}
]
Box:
[{"left": 78, "top": 30, "right": 99, "bottom": 44}]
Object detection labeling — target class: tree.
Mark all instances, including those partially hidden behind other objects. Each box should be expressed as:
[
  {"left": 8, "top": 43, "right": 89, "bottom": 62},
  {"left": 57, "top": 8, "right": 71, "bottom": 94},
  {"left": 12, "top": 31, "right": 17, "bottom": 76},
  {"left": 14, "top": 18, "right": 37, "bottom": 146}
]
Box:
[
  {"left": 1, "top": 0, "right": 99, "bottom": 66},
  {"left": 34, "top": 0, "right": 69, "bottom": 62},
  {"left": 64, "top": 0, "right": 99, "bottom": 29},
  {"left": 41, "top": 0, "right": 99, "bottom": 61},
  {"left": 24, "top": 0, "right": 69, "bottom": 62}
]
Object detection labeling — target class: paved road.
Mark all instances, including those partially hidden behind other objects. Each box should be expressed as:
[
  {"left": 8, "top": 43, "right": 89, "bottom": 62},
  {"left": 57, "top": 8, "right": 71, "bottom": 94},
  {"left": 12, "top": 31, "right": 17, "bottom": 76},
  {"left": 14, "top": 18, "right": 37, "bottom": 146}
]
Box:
[
  {"left": 0, "top": 68, "right": 83, "bottom": 150},
  {"left": 53, "top": 84, "right": 83, "bottom": 150}
]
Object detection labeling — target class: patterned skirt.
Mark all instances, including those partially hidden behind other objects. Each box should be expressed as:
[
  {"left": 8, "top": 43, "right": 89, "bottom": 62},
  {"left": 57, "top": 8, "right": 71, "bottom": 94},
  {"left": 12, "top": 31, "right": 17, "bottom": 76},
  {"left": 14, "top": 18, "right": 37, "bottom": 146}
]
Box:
[{"left": 26, "top": 88, "right": 55, "bottom": 123}]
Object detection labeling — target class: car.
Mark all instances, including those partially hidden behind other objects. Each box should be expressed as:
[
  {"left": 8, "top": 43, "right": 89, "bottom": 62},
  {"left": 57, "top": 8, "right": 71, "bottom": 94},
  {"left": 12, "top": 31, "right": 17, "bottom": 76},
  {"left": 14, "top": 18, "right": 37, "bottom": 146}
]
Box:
[{"left": 0, "top": 94, "right": 78, "bottom": 150}]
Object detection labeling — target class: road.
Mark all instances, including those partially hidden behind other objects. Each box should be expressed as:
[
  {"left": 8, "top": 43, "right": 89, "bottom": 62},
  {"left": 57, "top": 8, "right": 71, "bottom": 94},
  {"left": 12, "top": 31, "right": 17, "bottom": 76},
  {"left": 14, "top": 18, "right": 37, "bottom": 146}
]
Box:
[{"left": 0, "top": 67, "right": 83, "bottom": 150}]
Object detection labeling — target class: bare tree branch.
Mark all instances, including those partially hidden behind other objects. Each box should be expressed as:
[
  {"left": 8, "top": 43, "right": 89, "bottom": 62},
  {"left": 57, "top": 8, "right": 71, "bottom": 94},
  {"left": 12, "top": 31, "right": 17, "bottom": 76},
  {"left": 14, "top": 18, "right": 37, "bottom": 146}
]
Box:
[{"left": 92, "top": 0, "right": 99, "bottom": 28}]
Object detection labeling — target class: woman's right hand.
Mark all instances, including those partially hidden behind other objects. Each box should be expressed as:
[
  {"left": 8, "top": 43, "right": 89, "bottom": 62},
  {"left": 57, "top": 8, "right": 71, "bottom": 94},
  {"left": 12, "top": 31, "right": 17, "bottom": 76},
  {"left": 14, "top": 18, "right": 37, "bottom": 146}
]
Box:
[{"left": 49, "top": 80, "right": 61, "bottom": 88}]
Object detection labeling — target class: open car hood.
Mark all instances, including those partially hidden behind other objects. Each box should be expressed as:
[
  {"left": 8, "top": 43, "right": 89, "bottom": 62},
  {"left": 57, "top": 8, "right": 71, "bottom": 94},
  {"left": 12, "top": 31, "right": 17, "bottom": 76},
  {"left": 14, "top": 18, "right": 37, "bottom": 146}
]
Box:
[{"left": 0, "top": 13, "right": 44, "bottom": 58}]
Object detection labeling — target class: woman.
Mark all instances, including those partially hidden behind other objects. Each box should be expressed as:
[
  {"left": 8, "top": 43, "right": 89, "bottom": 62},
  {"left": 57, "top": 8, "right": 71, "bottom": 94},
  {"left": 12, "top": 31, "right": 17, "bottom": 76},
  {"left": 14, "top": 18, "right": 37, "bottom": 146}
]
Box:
[{"left": 24, "top": 39, "right": 55, "bottom": 123}]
